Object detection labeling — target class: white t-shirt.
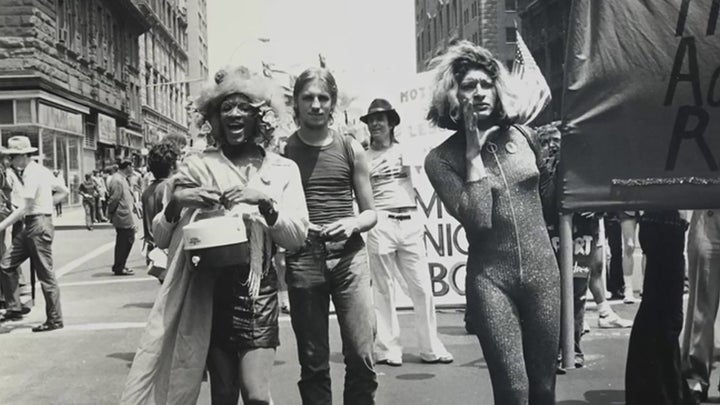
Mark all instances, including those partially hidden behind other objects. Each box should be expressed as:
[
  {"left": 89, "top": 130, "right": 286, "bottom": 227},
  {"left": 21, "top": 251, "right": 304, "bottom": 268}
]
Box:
[
  {"left": 366, "top": 144, "right": 416, "bottom": 210},
  {"left": 20, "top": 161, "right": 63, "bottom": 215}
]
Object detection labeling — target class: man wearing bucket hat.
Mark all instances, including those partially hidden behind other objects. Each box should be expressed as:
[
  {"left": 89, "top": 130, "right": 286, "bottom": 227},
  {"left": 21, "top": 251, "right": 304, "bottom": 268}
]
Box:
[
  {"left": 0, "top": 136, "right": 67, "bottom": 332},
  {"left": 361, "top": 98, "right": 454, "bottom": 367}
]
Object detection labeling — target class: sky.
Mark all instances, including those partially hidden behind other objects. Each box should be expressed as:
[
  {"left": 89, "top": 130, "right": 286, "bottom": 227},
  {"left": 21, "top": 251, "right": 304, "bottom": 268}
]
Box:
[{"left": 206, "top": 0, "right": 417, "bottom": 110}]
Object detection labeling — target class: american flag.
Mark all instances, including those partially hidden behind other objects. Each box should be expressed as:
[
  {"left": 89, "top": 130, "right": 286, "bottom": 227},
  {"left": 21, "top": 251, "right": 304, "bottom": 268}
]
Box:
[{"left": 510, "top": 27, "right": 552, "bottom": 125}]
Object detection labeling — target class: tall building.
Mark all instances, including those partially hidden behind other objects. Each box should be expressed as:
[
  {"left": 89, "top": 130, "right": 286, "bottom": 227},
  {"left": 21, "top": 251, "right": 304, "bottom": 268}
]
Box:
[
  {"left": 415, "top": 0, "right": 521, "bottom": 72},
  {"left": 137, "top": 0, "right": 191, "bottom": 152},
  {"left": 0, "top": 0, "right": 151, "bottom": 204},
  {"left": 185, "top": 0, "right": 209, "bottom": 145},
  {"left": 517, "top": 0, "right": 571, "bottom": 123}
]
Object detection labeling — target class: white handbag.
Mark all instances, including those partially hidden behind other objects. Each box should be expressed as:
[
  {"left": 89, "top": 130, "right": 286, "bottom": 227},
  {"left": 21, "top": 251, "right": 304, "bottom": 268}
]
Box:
[{"left": 182, "top": 209, "right": 250, "bottom": 269}]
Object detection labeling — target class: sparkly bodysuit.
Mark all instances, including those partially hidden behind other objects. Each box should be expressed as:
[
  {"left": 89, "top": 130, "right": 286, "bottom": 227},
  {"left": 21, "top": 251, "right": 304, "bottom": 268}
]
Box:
[{"left": 425, "top": 125, "right": 560, "bottom": 405}]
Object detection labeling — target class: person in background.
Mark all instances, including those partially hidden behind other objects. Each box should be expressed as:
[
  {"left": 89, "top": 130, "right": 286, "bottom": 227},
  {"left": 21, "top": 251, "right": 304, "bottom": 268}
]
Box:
[
  {"left": 283, "top": 67, "right": 378, "bottom": 405},
  {"left": 361, "top": 97, "right": 453, "bottom": 367},
  {"left": 682, "top": 209, "right": 720, "bottom": 403},
  {"left": 626, "top": 210, "right": 694, "bottom": 405},
  {"left": 92, "top": 170, "right": 108, "bottom": 222},
  {"left": 107, "top": 160, "right": 137, "bottom": 276},
  {"left": 0, "top": 136, "right": 68, "bottom": 332},
  {"left": 52, "top": 170, "right": 64, "bottom": 217},
  {"left": 424, "top": 41, "right": 559, "bottom": 404},
  {"left": 78, "top": 173, "right": 98, "bottom": 231},
  {"left": 140, "top": 142, "right": 180, "bottom": 282},
  {"left": 538, "top": 124, "right": 632, "bottom": 336}
]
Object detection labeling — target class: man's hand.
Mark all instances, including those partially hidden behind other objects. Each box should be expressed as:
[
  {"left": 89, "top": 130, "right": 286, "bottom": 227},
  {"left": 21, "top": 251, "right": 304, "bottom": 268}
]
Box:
[
  {"left": 321, "top": 218, "right": 359, "bottom": 241},
  {"left": 174, "top": 187, "right": 222, "bottom": 209},
  {"left": 370, "top": 158, "right": 394, "bottom": 178}
]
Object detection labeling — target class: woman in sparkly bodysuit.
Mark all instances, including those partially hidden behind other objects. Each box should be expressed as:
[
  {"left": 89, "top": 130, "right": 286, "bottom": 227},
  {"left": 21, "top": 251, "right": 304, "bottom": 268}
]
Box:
[{"left": 424, "top": 41, "right": 560, "bottom": 404}]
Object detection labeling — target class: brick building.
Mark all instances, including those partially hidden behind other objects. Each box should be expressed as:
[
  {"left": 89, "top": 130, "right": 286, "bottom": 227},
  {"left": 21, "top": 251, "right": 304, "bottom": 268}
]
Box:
[
  {"left": 137, "top": 0, "right": 191, "bottom": 155},
  {"left": 0, "top": 0, "right": 151, "bottom": 204},
  {"left": 415, "top": 0, "right": 521, "bottom": 72},
  {"left": 517, "top": 0, "right": 572, "bottom": 123},
  {"left": 185, "top": 0, "right": 209, "bottom": 145}
]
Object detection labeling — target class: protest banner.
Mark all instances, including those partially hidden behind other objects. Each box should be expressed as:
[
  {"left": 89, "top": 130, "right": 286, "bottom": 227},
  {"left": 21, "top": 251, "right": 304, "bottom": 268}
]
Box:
[{"left": 562, "top": 0, "right": 720, "bottom": 211}]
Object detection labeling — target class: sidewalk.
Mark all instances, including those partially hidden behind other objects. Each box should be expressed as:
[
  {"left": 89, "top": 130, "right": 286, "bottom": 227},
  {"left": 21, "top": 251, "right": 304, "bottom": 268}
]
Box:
[{"left": 54, "top": 204, "right": 113, "bottom": 230}]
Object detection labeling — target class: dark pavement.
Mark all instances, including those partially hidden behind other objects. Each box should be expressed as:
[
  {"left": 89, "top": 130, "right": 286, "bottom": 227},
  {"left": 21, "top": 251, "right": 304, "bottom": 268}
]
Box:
[{"left": 0, "top": 227, "right": 718, "bottom": 404}]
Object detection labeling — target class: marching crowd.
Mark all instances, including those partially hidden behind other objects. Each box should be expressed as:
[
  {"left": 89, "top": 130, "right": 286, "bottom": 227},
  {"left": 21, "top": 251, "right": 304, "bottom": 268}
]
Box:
[{"left": 0, "top": 40, "right": 718, "bottom": 405}]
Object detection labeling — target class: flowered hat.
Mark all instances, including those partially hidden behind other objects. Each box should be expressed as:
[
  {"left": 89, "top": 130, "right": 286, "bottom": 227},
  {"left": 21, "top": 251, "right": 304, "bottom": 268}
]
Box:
[{"left": 191, "top": 66, "right": 290, "bottom": 146}]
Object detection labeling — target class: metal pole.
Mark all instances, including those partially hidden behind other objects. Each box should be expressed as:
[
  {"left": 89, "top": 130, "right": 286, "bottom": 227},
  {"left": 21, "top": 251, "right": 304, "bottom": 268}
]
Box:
[{"left": 559, "top": 213, "right": 575, "bottom": 368}]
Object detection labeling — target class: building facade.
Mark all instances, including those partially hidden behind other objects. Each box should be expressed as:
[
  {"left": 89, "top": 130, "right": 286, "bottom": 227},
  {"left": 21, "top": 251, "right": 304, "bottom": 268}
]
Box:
[
  {"left": 0, "top": 0, "right": 151, "bottom": 204},
  {"left": 415, "top": 0, "right": 521, "bottom": 72},
  {"left": 517, "top": 0, "right": 571, "bottom": 123},
  {"left": 137, "top": 0, "right": 190, "bottom": 157},
  {"left": 185, "top": 0, "right": 209, "bottom": 147}
]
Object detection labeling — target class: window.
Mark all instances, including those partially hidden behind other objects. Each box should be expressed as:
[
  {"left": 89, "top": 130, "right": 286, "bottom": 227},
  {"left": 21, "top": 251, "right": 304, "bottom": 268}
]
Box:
[
  {"left": 506, "top": 27, "right": 517, "bottom": 43},
  {"left": 439, "top": 9, "right": 443, "bottom": 38},
  {"left": 464, "top": 9, "right": 469, "bottom": 24},
  {"left": 452, "top": 0, "right": 458, "bottom": 25},
  {"left": 15, "top": 100, "right": 32, "bottom": 123},
  {"left": 445, "top": 4, "right": 450, "bottom": 36},
  {"left": 471, "top": 3, "right": 476, "bottom": 18},
  {"left": 0, "top": 101, "right": 13, "bottom": 124},
  {"left": 85, "top": 121, "right": 96, "bottom": 149},
  {"left": 505, "top": 0, "right": 517, "bottom": 11},
  {"left": 57, "top": 0, "right": 69, "bottom": 43}
]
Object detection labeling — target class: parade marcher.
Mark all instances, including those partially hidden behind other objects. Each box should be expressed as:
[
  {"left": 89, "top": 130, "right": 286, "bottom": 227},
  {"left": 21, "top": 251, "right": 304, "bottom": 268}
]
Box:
[
  {"left": 539, "top": 125, "right": 632, "bottom": 333},
  {"left": 107, "top": 160, "right": 137, "bottom": 276},
  {"left": 626, "top": 210, "right": 695, "bottom": 405},
  {"left": 121, "top": 66, "right": 309, "bottom": 405},
  {"left": 92, "top": 170, "right": 108, "bottom": 222},
  {"left": 682, "top": 209, "right": 720, "bottom": 402},
  {"left": 283, "top": 67, "right": 378, "bottom": 405},
  {"left": 140, "top": 142, "right": 180, "bottom": 282},
  {"left": 361, "top": 98, "right": 453, "bottom": 367},
  {"left": 423, "top": 41, "right": 560, "bottom": 404},
  {"left": 78, "top": 173, "right": 98, "bottom": 230},
  {"left": 0, "top": 136, "right": 68, "bottom": 331},
  {"left": 52, "top": 170, "right": 64, "bottom": 216}
]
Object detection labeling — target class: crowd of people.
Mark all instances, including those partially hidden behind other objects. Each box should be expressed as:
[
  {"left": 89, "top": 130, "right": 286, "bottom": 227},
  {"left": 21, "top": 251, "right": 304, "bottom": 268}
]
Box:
[{"left": 0, "top": 39, "right": 717, "bottom": 405}]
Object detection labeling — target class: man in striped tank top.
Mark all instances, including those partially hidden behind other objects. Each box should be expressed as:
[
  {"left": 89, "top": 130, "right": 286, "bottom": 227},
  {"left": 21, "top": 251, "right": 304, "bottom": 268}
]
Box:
[{"left": 283, "top": 67, "right": 378, "bottom": 405}]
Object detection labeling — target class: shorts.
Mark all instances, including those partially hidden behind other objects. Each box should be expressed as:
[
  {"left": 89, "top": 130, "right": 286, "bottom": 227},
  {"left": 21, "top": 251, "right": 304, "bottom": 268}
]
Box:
[{"left": 210, "top": 264, "right": 280, "bottom": 350}]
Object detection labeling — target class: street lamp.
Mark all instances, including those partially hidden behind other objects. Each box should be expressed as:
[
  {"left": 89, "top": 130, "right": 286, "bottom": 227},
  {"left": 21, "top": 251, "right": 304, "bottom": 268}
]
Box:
[{"left": 225, "top": 37, "right": 271, "bottom": 67}]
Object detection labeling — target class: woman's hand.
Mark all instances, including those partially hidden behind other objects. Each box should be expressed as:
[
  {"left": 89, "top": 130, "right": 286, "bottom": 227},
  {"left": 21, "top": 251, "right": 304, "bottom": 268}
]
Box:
[
  {"left": 321, "top": 218, "right": 359, "bottom": 241},
  {"left": 462, "top": 101, "right": 500, "bottom": 159},
  {"left": 173, "top": 186, "right": 222, "bottom": 209},
  {"left": 221, "top": 186, "right": 271, "bottom": 207}
]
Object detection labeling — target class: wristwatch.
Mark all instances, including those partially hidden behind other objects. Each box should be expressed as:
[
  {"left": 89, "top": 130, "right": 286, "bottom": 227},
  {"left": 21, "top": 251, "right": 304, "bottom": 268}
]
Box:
[{"left": 259, "top": 198, "right": 278, "bottom": 218}]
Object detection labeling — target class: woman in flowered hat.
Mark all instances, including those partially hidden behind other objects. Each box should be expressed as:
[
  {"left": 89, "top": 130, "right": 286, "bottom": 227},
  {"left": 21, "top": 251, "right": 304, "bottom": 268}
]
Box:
[{"left": 121, "top": 66, "right": 309, "bottom": 405}]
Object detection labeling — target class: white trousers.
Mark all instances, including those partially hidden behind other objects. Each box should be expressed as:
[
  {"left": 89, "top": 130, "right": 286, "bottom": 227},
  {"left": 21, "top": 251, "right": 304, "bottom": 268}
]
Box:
[
  {"left": 682, "top": 209, "right": 720, "bottom": 391},
  {"left": 367, "top": 211, "right": 449, "bottom": 362}
]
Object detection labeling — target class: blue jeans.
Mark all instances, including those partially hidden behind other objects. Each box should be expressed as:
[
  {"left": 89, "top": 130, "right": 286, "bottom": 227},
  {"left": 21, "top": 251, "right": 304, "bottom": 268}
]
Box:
[{"left": 286, "top": 235, "right": 377, "bottom": 405}]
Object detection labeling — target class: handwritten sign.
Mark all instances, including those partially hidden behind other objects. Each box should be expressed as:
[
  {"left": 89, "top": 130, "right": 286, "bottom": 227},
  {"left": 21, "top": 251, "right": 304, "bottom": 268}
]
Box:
[{"left": 561, "top": 0, "right": 720, "bottom": 211}]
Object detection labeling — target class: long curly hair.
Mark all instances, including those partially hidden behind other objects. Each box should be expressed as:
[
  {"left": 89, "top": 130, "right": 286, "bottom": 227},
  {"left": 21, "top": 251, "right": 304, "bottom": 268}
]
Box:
[
  {"left": 192, "top": 66, "right": 290, "bottom": 148},
  {"left": 426, "top": 41, "right": 517, "bottom": 131}
]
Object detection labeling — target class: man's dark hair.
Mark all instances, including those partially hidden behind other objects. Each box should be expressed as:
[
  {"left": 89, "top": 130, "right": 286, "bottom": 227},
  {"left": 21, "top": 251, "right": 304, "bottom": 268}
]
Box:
[
  {"left": 84, "top": 173, "right": 92, "bottom": 181},
  {"left": 147, "top": 142, "right": 180, "bottom": 180},
  {"left": 118, "top": 160, "right": 132, "bottom": 170}
]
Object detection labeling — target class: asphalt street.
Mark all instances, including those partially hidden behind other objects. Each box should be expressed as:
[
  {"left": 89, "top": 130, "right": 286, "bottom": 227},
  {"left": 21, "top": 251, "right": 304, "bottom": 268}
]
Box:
[{"left": 0, "top": 227, "right": 718, "bottom": 404}]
